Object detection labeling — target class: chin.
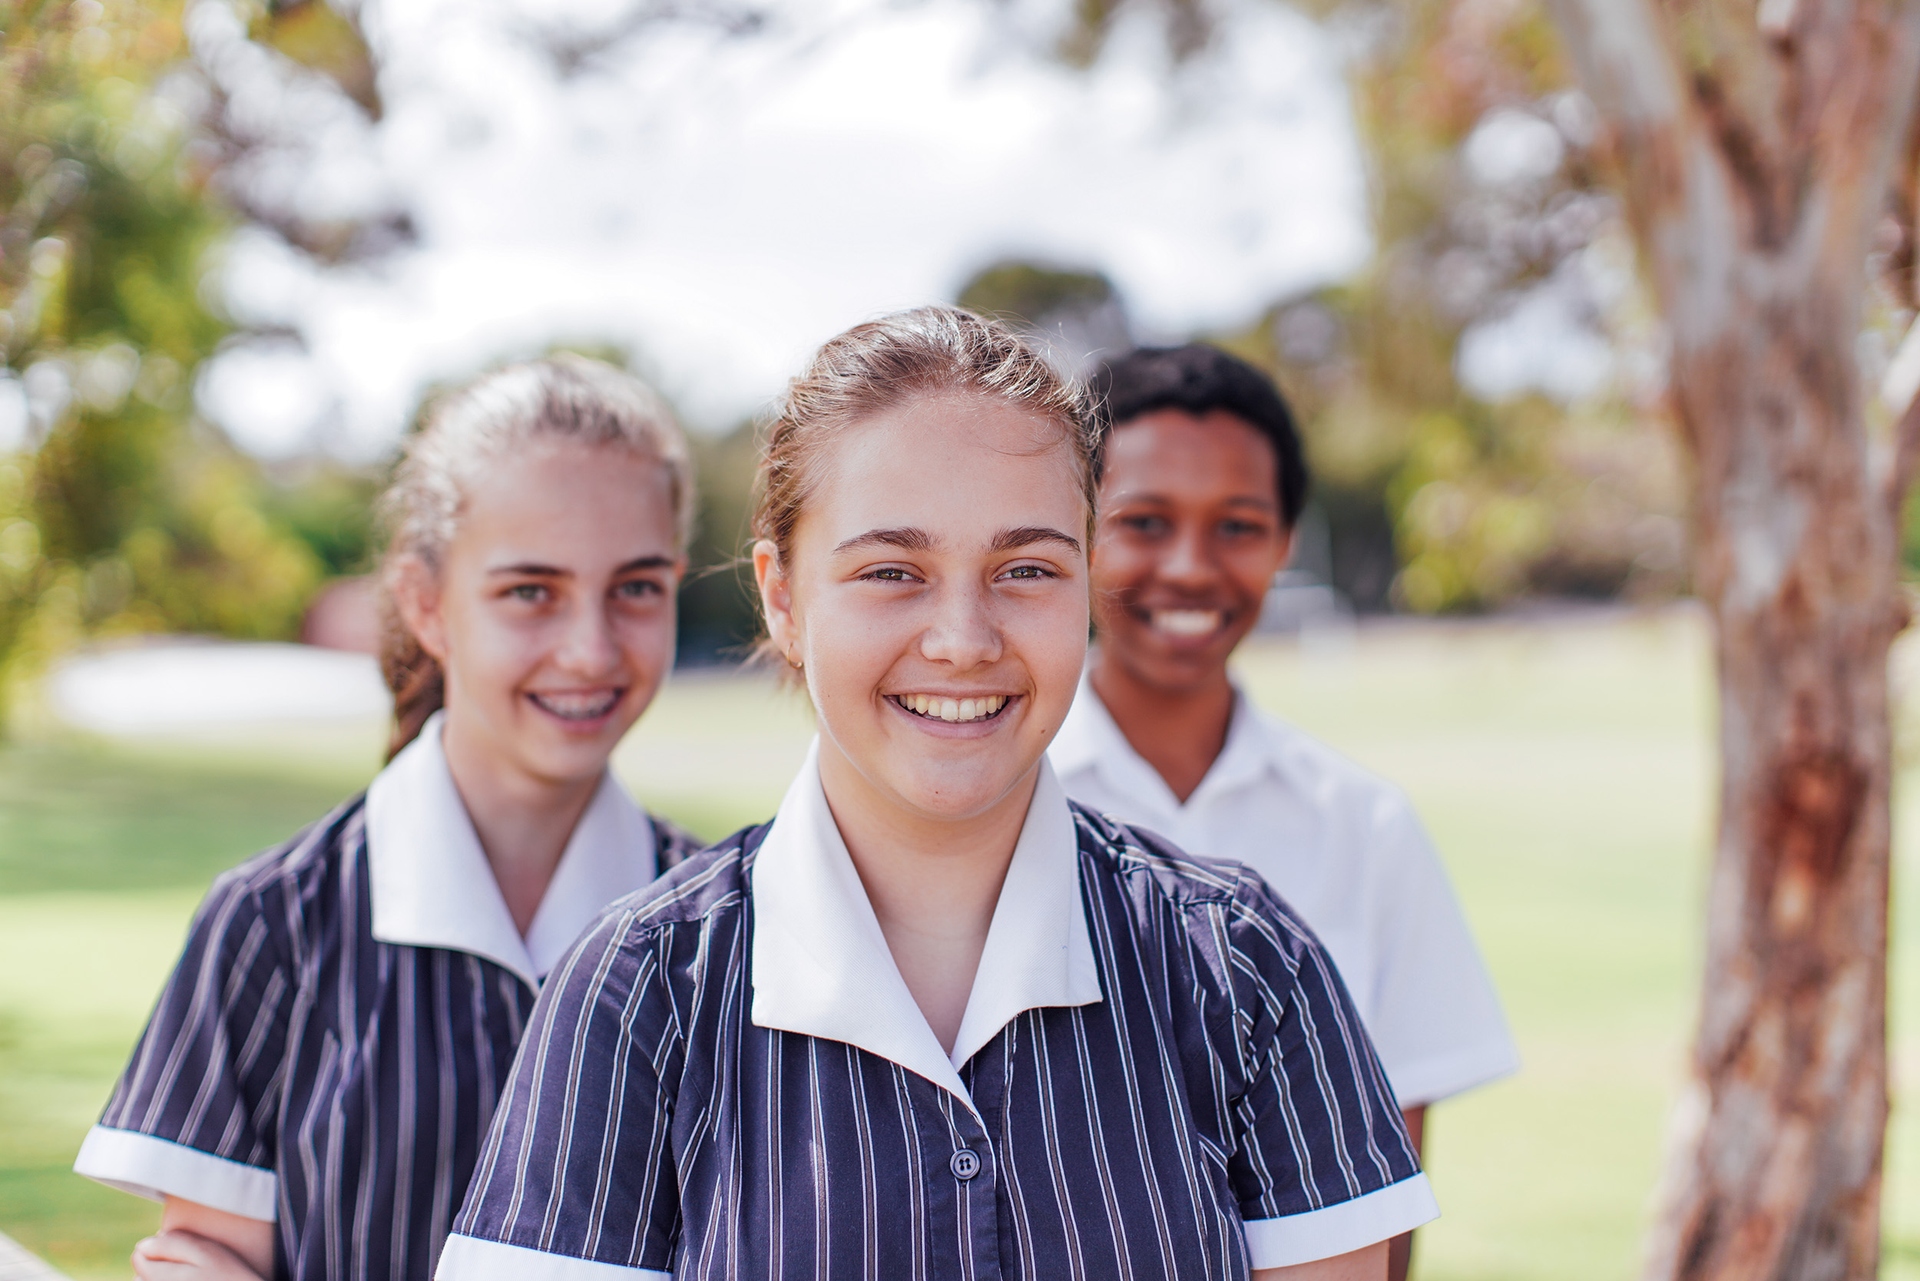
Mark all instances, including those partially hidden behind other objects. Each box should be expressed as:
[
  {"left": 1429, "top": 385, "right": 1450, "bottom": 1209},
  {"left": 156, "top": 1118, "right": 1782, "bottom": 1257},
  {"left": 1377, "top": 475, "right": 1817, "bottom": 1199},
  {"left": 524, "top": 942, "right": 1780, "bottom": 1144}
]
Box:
[
  {"left": 518, "top": 731, "right": 622, "bottom": 786},
  {"left": 890, "top": 763, "right": 1031, "bottom": 823}
]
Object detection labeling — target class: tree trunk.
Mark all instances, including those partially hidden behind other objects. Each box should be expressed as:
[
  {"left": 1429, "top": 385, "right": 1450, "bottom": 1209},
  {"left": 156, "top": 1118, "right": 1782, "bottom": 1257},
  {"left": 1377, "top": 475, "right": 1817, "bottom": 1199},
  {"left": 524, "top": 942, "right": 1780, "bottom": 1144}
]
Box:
[{"left": 1538, "top": 2, "right": 1920, "bottom": 1278}]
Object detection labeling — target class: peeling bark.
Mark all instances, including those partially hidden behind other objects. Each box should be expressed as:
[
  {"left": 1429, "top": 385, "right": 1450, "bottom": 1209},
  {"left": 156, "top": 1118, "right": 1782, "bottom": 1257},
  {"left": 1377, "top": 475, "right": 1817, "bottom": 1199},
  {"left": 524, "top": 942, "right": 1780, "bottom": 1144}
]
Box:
[{"left": 1539, "top": 1, "right": 1920, "bottom": 1278}]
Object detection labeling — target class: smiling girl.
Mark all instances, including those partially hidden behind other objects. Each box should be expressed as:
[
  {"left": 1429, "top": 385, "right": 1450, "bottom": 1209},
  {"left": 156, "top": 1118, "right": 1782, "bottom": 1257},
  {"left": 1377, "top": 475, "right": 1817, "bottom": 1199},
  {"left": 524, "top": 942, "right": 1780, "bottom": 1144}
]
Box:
[
  {"left": 74, "top": 355, "right": 702, "bottom": 1281},
  {"left": 440, "top": 310, "right": 1436, "bottom": 1281}
]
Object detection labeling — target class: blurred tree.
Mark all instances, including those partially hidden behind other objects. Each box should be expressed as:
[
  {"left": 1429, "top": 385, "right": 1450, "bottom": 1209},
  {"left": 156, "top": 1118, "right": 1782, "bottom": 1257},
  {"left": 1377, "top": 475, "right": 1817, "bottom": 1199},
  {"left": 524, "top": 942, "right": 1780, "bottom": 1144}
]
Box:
[
  {"left": 1267, "top": 0, "right": 1686, "bottom": 612},
  {"left": 0, "top": 0, "right": 331, "bottom": 723},
  {"left": 1058, "top": 0, "right": 1687, "bottom": 614},
  {"left": 957, "top": 260, "right": 1134, "bottom": 370},
  {"left": 1541, "top": 1, "right": 1920, "bottom": 1278}
]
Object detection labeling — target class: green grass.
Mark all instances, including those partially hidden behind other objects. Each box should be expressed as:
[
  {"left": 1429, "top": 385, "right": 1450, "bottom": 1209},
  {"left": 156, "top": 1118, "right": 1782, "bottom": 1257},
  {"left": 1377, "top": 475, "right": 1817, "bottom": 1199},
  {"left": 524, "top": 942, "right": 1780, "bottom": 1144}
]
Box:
[{"left": 1, "top": 609, "right": 1915, "bottom": 1279}]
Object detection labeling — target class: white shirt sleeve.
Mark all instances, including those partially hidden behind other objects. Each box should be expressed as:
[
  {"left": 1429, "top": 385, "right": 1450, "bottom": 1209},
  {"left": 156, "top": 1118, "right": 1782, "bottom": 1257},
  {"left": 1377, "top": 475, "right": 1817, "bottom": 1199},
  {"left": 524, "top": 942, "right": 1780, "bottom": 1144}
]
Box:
[{"left": 1362, "top": 791, "right": 1520, "bottom": 1108}]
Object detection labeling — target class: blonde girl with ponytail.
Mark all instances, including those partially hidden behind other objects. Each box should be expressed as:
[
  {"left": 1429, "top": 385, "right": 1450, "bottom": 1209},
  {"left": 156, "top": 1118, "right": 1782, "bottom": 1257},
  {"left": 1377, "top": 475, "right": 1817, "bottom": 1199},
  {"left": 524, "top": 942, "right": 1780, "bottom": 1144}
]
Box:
[{"left": 75, "top": 354, "right": 702, "bottom": 1281}]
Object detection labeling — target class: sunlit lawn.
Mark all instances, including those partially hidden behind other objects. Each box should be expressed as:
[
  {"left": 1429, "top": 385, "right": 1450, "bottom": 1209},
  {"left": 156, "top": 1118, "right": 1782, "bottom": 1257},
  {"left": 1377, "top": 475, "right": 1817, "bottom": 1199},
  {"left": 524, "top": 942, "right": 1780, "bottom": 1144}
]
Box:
[{"left": 3, "top": 608, "right": 1917, "bottom": 1279}]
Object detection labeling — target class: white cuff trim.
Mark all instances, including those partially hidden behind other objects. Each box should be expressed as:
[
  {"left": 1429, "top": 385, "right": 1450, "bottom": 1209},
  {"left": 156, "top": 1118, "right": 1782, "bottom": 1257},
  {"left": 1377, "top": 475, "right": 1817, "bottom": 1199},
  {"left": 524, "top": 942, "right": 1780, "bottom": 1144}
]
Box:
[
  {"left": 73, "top": 1126, "right": 277, "bottom": 1222},
  {"left": 436, "top": 1234, "right": 671, "bottom": 1281},
  {"left": 1388, "top": 1040, "right": 1522, "bottom": 1109},
  {"left": 1244, "top": 1173, "right": 1439, "bottom": 1268}
]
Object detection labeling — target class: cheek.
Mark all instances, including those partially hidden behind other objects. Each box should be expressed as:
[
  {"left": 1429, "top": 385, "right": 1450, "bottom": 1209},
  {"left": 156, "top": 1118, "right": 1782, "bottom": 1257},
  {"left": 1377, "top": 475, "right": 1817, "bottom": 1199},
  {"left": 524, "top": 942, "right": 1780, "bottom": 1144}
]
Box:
[
  {"left": 1222, "top": 540, "right": 1286, "bottom": 599},
  {"left": 1090, "top": 535, "right": 1158, "bottom": 591},
  {"left": 614, "top": 608, "right": 678, "bottom": 666},
  {"left": 440, "top": 602, "right": 543, "bottom": 695},
  {"left": 1012, "top": 590, "right": 1091, "bottom": 683}
]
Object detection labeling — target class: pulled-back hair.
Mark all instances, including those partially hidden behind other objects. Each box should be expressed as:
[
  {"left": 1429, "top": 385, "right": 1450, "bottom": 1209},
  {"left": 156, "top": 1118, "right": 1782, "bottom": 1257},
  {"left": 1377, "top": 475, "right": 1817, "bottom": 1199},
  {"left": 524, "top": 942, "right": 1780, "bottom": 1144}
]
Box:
[
  {"left": 378, "top": 354, "right": 694, "bottom": 758},
  {"left": 750, "top": 306, "right": 1101, "bottom": 666},
  {"left": 1089, "top": 344, "right": 1310, "bottom": 527}
]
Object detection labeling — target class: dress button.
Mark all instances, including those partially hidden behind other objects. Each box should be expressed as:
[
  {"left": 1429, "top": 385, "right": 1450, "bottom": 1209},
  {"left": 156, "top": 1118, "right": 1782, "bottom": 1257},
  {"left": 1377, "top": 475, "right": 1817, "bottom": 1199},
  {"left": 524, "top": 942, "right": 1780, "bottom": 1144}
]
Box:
[{"left": 949, "top": 1148, "right": 981, "bottom": 1181}]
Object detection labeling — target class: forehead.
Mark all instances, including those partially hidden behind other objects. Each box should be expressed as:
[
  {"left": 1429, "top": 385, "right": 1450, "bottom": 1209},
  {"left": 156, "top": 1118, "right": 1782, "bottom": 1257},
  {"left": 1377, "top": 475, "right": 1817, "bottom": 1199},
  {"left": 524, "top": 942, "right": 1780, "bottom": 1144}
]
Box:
[
  {"left": 456, "top": 440, "right": 677, "bottom": 552},
  {"left": 799, "top": 394, "right": 1086, "bottom": 545},
  {"left": 1103, "top": 408, "right": 1280, "bottom": 505}
]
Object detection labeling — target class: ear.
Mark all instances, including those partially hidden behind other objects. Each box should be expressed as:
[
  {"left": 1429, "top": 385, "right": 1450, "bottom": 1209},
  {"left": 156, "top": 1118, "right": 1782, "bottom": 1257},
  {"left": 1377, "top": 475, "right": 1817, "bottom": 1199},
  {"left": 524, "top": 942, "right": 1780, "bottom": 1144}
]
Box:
[
  {"left": 389, "top": 554, "right": 451, "bottom": 664},
  {"left": 752, "top": 539, "right": 798, "bottom": 664},
  {"left": 1276, "top": 525, "right": 1296, "bottom": 572}
]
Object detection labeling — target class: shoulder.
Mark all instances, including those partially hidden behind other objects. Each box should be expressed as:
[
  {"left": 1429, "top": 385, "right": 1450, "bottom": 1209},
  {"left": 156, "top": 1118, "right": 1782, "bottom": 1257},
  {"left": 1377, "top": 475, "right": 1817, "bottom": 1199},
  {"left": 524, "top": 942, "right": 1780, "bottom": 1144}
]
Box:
[
  {"left": 556, "top": 822, "right": 764, "bottom": 981},
  {"left": 1070, "top": 802, "right": 1324, "bottom": 974},
  {"left": 1241, "top": 706, "right": 1430, "bottom": 847},
  {"left": 535, "top": 824, "right": 766, "bottom": 1036},
  {"left": 191, "top": 795, "right": 370, "bottom": 952}
]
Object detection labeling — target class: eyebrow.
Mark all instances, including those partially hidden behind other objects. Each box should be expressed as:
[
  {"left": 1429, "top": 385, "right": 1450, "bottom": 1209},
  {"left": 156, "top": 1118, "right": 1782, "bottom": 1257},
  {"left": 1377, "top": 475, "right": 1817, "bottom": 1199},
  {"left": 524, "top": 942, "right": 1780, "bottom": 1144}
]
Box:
[
  {"left": 831, "top": 526, "right": 1083, "bottom": 556},
  {"left": 1105, "top": 491, "right": 1279, "bottom": 510},
  {"left": 487, "top": 555, "right": 676, "bottom": 578},
  {"left": 990, "top": 526, "right": 1082, "bottom": 554},
  {"left": 832, "top": 527, "right": 935, "bottom": 555}
]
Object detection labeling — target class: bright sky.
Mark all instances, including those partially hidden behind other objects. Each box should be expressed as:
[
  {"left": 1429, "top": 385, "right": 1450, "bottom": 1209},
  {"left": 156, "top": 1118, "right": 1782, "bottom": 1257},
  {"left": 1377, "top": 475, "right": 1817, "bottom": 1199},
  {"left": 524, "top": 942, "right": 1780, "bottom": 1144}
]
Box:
[{"left": 195, "top": 0, "right": 1373, "bottom": 456}]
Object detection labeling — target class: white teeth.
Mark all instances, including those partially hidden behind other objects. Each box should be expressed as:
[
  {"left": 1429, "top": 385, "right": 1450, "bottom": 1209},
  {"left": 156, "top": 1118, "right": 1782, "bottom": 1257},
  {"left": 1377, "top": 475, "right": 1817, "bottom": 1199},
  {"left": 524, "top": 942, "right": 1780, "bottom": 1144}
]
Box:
[
  {"left": 897, "top": 694, "right": 1007, "bottom": 723},
  {"left": 530, "top": 690, "right": 621, "bottom": 720},
  {"left": 1153, "top": 609, "right": 1222, "bottom": 638}
]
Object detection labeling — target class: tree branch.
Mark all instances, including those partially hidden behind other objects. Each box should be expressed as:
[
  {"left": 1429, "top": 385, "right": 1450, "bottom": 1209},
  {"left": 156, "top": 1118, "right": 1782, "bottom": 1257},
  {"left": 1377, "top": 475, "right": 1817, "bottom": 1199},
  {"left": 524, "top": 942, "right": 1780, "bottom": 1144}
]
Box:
[{"left": 1539, "top": 0, "right": 1688, "bottom": 182}]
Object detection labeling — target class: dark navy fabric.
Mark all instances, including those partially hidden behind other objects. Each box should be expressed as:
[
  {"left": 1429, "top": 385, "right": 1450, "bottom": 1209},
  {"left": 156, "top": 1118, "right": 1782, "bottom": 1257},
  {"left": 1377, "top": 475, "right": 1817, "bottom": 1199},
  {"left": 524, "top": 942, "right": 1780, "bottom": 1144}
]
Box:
[
  {"left": 94, "top": 796, "right": 700, "bottom": 1281},
  {"left": 452, "top": 805, "right": 1419, "bottom": 1280}
]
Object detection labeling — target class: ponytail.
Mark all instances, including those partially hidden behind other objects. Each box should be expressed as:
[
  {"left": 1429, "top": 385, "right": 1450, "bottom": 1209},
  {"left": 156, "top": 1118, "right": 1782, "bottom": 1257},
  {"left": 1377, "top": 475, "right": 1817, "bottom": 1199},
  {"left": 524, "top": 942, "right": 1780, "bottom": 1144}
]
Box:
[{"left": 379, "top": 601, "right": 444, "bottom": 761}]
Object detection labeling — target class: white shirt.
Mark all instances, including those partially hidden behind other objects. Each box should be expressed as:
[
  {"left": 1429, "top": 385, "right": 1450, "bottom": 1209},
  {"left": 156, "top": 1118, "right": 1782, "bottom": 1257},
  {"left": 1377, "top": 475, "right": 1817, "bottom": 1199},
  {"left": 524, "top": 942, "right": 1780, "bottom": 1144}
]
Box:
[{"left": 1050, "top": 677, "right": 1519, "bottom": 1108}]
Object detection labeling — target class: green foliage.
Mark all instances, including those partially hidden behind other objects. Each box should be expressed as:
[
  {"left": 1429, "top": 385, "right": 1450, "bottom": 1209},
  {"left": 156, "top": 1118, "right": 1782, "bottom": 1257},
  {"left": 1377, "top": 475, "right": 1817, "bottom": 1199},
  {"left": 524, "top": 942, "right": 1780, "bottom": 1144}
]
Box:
[
  {"left": 678, "top": 422, "right": 764, "bottom": 665},
  {"left": 1, "top": 0, "right": 333, "bottom": 723},
  {"left": 959, "top": 263, "right": 1118, "bottom": 327}
]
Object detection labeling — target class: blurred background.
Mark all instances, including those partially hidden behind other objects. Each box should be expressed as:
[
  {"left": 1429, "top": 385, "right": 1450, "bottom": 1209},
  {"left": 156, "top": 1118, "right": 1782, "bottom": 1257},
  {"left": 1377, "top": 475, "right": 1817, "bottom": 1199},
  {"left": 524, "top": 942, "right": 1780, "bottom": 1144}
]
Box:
[{"left": 0, "top": 0, "right": 1914, "bottom": 1277}]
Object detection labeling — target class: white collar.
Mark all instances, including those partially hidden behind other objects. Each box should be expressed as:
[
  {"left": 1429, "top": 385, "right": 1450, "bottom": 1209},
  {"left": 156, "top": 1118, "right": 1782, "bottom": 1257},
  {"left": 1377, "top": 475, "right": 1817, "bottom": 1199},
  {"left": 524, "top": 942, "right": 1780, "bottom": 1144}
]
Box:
[
  {"left": 1051, "top": 670, "right": 1276, "bottom": 811},
  {"left": 364, "top": 711, "right": 659, "bottom": 988},
  {"left": 749, "top": 740, "right": 1103, "bottom": 1116}
]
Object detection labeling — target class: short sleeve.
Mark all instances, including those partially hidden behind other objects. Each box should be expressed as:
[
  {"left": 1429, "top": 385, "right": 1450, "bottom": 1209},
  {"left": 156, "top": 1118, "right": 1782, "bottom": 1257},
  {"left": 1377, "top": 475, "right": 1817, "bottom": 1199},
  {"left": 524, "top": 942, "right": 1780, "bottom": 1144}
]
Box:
[
  {"left": 1364, "top": 795, "right": 1520, "bottom": 1107},
  {"left": 73, "top": 872, "right": 293, "bottom": 1221},
  {"left": 1219, "top": 875, "right": 1440, "bottom": 1268},
  {"left": 440, "top": 911, "right": 681, "bottom": 1281}
]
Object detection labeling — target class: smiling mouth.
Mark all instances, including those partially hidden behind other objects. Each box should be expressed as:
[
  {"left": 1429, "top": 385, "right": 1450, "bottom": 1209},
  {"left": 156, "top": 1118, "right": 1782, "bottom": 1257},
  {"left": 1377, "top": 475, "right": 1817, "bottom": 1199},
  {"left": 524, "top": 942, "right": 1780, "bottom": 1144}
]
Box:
[
  {"left": 527, "top": 689, "right": 624, "bottom": 721},
  {"left": 1148, "top": 609, "right": 1225, "bottom": 638},
  {"left": 890, "top": 693, "right": 1012, "bottom": 724}
]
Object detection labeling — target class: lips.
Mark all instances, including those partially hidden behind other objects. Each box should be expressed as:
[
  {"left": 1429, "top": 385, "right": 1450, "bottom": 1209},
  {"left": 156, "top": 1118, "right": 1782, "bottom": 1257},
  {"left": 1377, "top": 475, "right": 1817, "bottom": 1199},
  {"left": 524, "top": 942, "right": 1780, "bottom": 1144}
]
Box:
[
  {"left": 527, "top": 689, "right": 623, "bottom": 721},
  {"left": 890, "top": 693, "right": 1012, "bottom": 724}
]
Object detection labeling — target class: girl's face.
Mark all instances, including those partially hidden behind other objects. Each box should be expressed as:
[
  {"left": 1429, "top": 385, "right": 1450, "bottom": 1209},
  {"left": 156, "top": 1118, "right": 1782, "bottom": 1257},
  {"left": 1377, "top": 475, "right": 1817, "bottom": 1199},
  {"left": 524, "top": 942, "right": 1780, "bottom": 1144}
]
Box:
[
  {"left": 756, "top": 394, "right": 1090, "bottom": 826},
  {"left": 397, "top": 440, "right": 684, "bottom": 789}
]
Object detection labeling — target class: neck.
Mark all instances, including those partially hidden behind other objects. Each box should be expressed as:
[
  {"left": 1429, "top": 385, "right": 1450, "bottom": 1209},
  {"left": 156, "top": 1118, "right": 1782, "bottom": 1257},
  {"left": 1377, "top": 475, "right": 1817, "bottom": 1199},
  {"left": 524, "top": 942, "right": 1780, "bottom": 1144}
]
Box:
[
  {"left": 816, "top": 740, "right": 1035, "bottom": 1056},
  {"left": 1088, "top": 651, "right": 1235, "bottom": 804},
  {"left": 439, "top": 707, "right": 602, "bottom": 937}
]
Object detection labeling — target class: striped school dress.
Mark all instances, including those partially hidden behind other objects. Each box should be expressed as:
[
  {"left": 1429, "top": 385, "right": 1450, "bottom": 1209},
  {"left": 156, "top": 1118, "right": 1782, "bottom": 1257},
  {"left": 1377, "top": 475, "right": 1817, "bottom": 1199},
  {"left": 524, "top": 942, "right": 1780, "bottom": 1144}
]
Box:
[
  {"left": 441, "top": 749, "right": 1437, "bottom": 1281},
  {"left": 75, "top": 714, "right": 700, "bottom": 1281}
]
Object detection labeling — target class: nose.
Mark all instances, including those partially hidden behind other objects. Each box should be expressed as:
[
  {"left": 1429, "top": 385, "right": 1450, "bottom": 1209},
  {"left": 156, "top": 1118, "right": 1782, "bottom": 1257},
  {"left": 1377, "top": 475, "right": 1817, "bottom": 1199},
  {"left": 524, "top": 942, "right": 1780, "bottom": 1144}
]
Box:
[
  {"left": 555, "top": 599, "right": 624, "bottom": 679},
  {"left": 918, "top": 579, "right": 1003, "bottom": 670},
  {"left": 1157, "top": 525, "right": 1220, "bottom": 590}
]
